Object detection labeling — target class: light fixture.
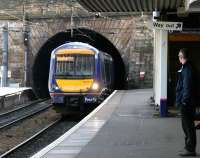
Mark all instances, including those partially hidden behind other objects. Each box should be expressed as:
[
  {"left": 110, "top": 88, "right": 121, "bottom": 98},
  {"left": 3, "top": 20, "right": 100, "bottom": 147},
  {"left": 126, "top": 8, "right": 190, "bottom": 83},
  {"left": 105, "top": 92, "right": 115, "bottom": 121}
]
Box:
[{"left": 92, "top": 82, "right": 99, "bottom": 90}]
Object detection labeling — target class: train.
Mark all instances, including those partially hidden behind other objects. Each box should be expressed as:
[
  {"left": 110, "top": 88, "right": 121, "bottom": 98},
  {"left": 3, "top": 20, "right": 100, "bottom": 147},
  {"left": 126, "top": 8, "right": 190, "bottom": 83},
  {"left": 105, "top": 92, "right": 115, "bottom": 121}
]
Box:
[{"left": 48, "top": 42, "right": 114, "bottom": 114}]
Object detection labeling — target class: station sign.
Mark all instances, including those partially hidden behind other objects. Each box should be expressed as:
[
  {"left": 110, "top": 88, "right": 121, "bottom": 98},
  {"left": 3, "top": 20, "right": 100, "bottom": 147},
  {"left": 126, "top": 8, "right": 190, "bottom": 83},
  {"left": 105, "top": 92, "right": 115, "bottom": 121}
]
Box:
[{"left": 152, "top": 21, "right": 183, "bottom": 31}]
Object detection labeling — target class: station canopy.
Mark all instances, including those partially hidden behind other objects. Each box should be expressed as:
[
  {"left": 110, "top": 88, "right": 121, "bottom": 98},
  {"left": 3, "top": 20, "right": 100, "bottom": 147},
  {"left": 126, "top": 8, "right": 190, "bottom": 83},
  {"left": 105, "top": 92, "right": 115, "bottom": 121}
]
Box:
[{"left": 77, "top": 0, "right": 183, "bottom": 12}]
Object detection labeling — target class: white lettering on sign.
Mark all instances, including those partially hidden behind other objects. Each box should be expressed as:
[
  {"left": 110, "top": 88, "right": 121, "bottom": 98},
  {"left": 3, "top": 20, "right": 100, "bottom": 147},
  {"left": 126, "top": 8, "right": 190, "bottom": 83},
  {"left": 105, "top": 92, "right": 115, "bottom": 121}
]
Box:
[{"left": 152, "top": 21, "right": 183, "bottom": 31}]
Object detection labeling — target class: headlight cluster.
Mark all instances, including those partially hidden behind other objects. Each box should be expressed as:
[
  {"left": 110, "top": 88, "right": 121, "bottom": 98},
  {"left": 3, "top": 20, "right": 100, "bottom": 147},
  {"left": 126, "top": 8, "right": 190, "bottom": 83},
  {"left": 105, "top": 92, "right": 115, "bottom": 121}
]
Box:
[
  {"left": 92, "top": 82, "right": 99, "bottom": 90},
  {"left": 52, "top": 84, "right": 60, "bottom": 90}
]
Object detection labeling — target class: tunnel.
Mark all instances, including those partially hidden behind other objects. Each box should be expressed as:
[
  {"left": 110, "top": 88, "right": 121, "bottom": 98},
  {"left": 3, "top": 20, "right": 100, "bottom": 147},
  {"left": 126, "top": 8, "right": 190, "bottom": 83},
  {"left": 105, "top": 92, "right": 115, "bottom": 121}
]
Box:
[{"left": 32, "top": 28, "right": 126, "bottom": 98}]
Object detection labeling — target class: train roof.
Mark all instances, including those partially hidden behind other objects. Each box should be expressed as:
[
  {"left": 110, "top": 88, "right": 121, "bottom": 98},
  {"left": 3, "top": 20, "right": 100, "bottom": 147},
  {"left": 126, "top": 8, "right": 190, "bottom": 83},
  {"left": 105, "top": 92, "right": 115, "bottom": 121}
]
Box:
[{"left": 52, "top": 42, "right": 99, "bottom": 54}]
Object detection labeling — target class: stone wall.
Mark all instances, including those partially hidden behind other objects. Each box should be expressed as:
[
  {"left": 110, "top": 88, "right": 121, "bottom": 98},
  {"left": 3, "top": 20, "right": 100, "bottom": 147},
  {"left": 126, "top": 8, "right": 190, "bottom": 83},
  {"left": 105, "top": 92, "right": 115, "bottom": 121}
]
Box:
[{"left": 0, "top": 15, "right": 153, "bottom": 89}]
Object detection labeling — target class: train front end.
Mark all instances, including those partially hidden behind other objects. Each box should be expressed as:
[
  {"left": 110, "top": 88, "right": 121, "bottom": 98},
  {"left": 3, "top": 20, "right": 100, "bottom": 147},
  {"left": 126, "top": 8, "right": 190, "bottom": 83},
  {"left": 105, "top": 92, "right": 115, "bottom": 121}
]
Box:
[{"left": 48, "top": 43, "right": 101, "bottom": 112}]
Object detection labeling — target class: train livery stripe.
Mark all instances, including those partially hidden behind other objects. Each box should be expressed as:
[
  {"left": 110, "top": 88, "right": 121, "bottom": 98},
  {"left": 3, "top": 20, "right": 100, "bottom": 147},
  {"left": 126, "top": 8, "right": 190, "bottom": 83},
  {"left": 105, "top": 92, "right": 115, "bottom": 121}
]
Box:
[
  {"left": 56, "top": 79, "right": 94, "bottom": 92},
  {"left": 56, "top": 49, "right": 95, "bottom": 55}
]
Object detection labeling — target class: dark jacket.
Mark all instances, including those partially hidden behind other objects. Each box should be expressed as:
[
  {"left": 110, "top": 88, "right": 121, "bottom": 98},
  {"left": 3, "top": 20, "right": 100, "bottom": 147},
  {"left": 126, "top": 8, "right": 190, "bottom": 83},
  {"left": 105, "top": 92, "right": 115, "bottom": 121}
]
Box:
[{"left": 176, "top": 61, "right": 195, "bottom": 107}]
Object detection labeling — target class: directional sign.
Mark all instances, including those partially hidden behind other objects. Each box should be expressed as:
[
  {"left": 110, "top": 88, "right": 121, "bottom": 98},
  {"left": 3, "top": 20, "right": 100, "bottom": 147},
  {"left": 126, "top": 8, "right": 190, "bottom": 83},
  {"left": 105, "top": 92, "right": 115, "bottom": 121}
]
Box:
[{"left": 152, "top": 21, "right": 183, "bottom": 31}]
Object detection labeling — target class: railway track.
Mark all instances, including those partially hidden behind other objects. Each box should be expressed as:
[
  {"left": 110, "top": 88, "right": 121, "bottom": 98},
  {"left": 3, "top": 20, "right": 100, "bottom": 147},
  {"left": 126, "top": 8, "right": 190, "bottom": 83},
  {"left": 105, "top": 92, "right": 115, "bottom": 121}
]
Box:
[
  {"left": 0, "top": 99, "right": 98, "bottom": 157},
  {"left": 0, "top": 119, "right": 61, "bottom": 158},
  {"left": 0, "top": 99, "right": 52, "bottom": 130}
]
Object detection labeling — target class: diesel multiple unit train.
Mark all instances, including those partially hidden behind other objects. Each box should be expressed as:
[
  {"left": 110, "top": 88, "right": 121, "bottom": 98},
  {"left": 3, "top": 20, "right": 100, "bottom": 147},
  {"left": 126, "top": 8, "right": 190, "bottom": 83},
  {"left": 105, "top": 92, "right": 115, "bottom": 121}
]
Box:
[{"left": 48, "top": 42, "right": 114, "bottom": 113}]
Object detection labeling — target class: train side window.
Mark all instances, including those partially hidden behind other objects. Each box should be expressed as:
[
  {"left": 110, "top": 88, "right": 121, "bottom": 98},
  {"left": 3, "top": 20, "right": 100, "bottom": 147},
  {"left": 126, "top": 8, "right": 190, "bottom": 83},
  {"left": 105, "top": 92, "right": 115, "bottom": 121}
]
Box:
[
  {"left": 108, "top": 60, "right": 112, "bottom": 84},
  {"left": 101, "top": 55, "right": 106, "bottom": 83},
  {"left": 104, "top": 60, "right": 108, "bottom": 83},
  {"left": 104, "top": 58, "right": 111, "bottom": 84},
  {"left": 101, "top": 53, "right": 112, "bottom": 85}
]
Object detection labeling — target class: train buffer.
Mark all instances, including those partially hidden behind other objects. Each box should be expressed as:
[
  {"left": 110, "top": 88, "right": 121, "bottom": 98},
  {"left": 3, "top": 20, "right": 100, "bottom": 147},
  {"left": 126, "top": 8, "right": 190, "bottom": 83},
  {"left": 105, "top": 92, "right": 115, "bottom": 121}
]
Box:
[{"left": 32, "top": 89, "right": 200, "bottom": 158}]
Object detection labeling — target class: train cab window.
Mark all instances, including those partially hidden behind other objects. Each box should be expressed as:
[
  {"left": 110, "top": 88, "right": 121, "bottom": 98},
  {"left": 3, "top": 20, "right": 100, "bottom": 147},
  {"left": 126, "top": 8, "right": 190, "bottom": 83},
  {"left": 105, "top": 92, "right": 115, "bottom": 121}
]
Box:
[
  {"left": 56, "top": 56, "right": 75, "bottom": 76},
  {"left": 75, "top": 55, "right": 95, "bottom": 77},
  {"left": 55, "top": 54, "right": 95, "bottom": 79}
]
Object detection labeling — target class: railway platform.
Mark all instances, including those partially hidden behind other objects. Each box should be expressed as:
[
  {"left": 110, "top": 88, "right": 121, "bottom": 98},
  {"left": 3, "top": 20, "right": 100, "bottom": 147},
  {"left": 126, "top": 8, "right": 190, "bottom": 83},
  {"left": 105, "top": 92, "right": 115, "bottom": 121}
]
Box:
[
  {"left": 32, "top": 89, "right": 200, "bottom": 158},
  {"left": 0, "top": 87, "right": 31, "bottom": 97},
  {"left": 0, "top": 87, "right": 36, "bottom": 113}
]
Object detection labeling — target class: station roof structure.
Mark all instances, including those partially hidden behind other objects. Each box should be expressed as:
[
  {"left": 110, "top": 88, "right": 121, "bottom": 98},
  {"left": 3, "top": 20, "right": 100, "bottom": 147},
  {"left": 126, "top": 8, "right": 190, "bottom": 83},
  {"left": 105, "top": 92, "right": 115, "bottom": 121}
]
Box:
[
  {"left": 77, "top": 0, "right": 200, "bottom": 13},
  {"left": 77, "top": 0, "right": 183, "bottom": 12},
  {"left": 0, "top": 0, "right": 198, "bottom": 20}
]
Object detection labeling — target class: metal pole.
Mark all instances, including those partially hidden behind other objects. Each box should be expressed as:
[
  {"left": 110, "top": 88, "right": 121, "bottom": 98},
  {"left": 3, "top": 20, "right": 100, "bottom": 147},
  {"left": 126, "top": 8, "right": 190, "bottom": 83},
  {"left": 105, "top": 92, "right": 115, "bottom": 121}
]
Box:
[
  {"left": 24, "top": 29, "right": 30, "bottom": 87},
  {"left": 70, "top": 1, "right": 74, "bottom": 38},
  {"left": 23, "top": 11, "right": 30, "bottom": 87},
  {"left": 1, "top": 24, "right": 8, "bottom": 87}
]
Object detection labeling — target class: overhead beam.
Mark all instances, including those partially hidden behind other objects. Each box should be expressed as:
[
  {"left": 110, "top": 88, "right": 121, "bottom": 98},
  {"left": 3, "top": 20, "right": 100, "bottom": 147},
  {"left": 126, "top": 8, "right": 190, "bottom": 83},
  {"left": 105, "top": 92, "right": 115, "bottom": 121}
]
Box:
[{"left": 78, "top": 0, "right": 183, "bottom": 12}]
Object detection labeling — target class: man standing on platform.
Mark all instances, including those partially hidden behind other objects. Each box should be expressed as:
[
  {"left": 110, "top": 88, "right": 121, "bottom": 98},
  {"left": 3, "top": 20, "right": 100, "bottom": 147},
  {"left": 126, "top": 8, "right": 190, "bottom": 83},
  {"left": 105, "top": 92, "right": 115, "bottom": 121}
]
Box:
[{"left": 176, "top": 48, "right": 196, "bottom": 157}]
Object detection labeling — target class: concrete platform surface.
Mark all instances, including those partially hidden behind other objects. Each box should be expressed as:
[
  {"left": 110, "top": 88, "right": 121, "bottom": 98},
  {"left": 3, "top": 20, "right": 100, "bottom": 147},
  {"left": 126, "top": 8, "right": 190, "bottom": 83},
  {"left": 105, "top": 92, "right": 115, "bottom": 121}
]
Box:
[
  {"left": 32, "top": 89, "right": 200, "bottom": 158},
  {"left": 0, "top": 87, "right": 31, "bottom": 97},
  {"left": 76, "top": 90, "right": 200, "bottom": 158}
]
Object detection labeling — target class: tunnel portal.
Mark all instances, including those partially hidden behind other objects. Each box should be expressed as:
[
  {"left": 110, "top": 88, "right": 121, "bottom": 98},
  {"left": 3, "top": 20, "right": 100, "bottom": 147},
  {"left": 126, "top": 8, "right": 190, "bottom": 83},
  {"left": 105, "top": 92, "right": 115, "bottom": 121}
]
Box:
[{"left": 33, "top": 28, "right": 126, "bottom": 98}]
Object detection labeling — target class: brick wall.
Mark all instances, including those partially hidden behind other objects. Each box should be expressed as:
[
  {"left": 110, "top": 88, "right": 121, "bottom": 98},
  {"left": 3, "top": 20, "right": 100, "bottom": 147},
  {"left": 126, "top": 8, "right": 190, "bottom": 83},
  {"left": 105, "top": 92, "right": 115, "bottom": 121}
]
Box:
[{"left": 0, "top": 15, "right": 153, "bottom": 89}]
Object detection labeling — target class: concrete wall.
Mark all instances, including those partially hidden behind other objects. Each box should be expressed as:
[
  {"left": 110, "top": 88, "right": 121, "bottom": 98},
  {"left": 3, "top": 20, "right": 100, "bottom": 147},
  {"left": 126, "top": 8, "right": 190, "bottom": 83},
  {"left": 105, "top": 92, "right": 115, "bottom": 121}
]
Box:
[{"left": 0, "top": 15, "right": 153, "bottom": 89}]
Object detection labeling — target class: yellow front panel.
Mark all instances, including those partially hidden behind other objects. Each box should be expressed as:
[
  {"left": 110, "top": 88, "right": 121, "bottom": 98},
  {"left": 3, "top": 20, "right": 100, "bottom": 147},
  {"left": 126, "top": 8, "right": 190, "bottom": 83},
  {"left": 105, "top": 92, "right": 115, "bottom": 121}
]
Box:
[
  {"left": 56, "top": 79, "right": 94, "bottom": 92},
  {"left": 56, "top": 49, "right": 95, "bottom": 55}
]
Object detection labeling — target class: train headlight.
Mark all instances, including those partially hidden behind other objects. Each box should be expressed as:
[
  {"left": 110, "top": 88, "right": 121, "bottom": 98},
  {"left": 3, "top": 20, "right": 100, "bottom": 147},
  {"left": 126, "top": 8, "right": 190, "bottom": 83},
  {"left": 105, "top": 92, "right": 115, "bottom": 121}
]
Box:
[
  {"left": 51, "top": 53, "right": 56, "bottom": 59},
  {"left": 92, "top": 82, "right": 99, "bottom": 90},
  {"left": 55, "top": 86, "right": 59, "bottom": 90},
  {"left": 52, "top": 84, "right": 59, "bottom": 91}
]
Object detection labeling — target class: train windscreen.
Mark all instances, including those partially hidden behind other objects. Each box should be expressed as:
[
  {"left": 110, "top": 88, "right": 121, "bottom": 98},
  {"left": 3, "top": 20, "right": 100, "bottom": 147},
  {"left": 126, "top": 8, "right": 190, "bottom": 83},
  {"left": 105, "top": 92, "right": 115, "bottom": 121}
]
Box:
[{"left": 55, "top": 54, "right": 95, "bottom": 79}]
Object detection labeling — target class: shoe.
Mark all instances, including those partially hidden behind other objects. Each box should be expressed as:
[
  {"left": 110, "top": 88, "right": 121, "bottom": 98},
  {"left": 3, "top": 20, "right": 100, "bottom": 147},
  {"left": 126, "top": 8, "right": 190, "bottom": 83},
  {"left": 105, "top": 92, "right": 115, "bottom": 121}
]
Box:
[{"left": 179, "top": 149, "right": 196, "bottom": 157}]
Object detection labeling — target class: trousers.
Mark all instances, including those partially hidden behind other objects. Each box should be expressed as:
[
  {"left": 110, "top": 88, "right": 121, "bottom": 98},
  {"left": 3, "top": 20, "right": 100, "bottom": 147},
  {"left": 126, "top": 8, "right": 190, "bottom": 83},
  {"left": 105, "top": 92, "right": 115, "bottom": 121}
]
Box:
[{"left": 181, "top": 106, "right": 196, "bottom": 152}]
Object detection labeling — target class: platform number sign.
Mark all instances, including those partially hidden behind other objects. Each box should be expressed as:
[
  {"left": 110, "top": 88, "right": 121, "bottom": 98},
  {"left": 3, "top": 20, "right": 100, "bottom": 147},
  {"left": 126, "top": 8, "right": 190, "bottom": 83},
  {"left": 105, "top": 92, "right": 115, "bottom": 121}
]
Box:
[{"left": 153, "top": 21, "right": 183, "bottom": 31}]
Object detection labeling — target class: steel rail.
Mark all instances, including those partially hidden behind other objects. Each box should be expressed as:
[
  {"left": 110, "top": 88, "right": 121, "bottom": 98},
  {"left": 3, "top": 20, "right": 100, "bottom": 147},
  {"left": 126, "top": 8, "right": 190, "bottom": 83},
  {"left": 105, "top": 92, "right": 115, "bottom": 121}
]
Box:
[
  {"left": 0, "top": 98, "right": 48, "bottom": 117},
  {"left": 0, "top": 119, "right": 61, "bottom": 158},
  {"left": 0, "top": 100, "right": 52, "bottom": 130}
]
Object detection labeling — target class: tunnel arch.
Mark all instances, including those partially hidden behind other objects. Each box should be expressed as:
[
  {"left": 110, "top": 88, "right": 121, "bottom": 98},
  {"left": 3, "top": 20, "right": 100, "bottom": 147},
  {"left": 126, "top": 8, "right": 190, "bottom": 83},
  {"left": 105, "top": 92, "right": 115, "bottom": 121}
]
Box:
[{"left": 33, "top": 28, "right": 126, "bottom": 98}]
